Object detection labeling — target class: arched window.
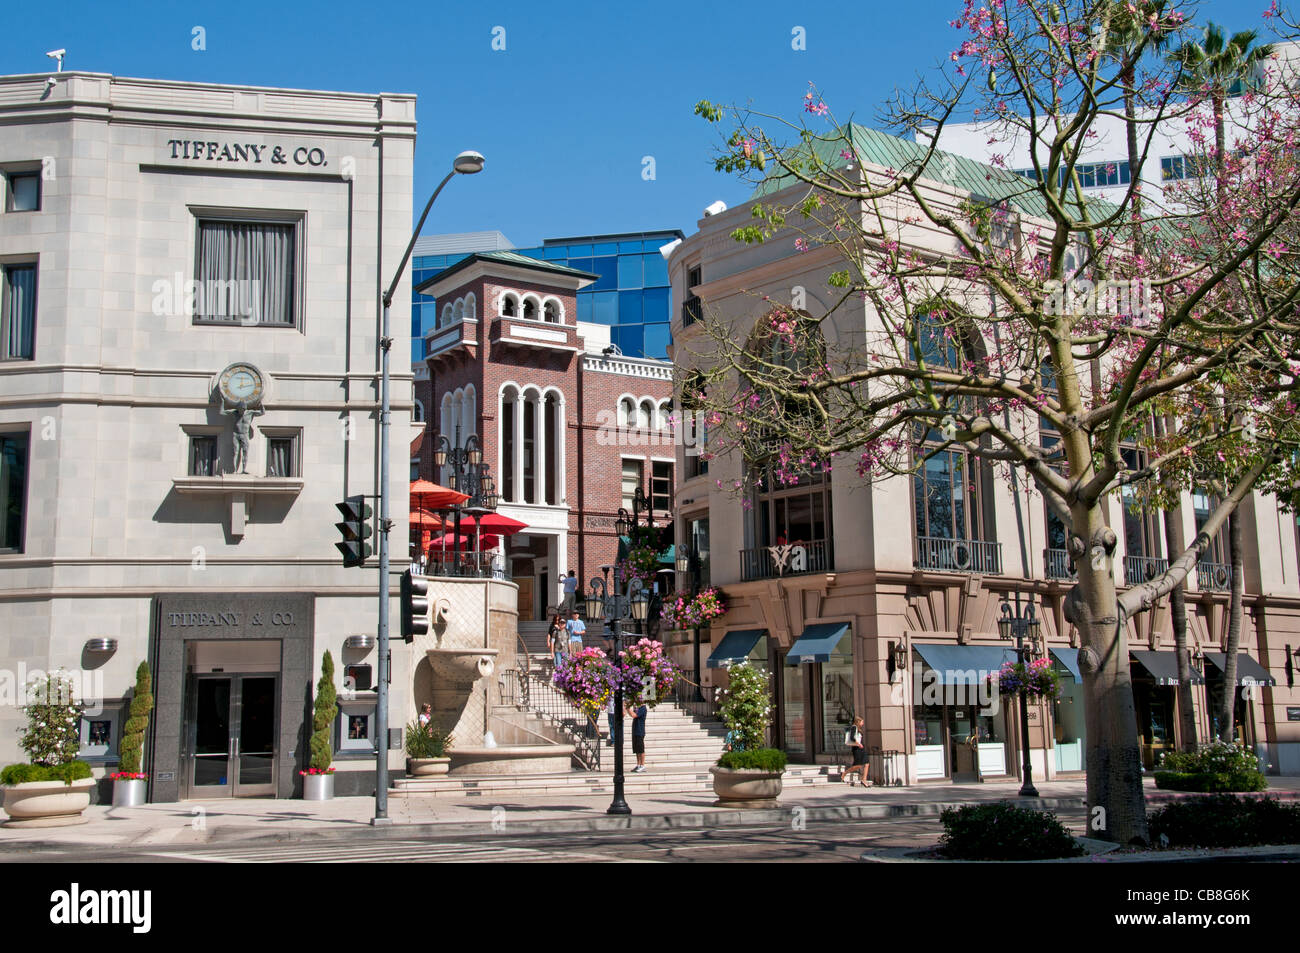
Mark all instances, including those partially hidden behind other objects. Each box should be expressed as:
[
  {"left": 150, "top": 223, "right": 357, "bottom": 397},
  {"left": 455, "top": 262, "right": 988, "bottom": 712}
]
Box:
[
  {"left": 413, "top": 399, "right": 426, "bottom": 423},
  {"left": 441, "top": 303, "right": 454, "bottom": 328},
  {"left": 657, "top": 400, "right": 671, "bottom": 431},
  {"left": 500, "top": 384, "right": 563, "bottom": 506},
  {"left": 501, "top": 293, "right": 519, "bottom": 317},
  {"left": 464, "top": 293, "right": 477, "bottom": 321},
  {"left": 461, "top": 385, "right": 476, "bottom": 442},
  {"left": 638, "top": 399, "right": 653, "bottom": 430},
  {"left": 543, "top": 299, "right": 561, "bottom": 323},
  {"left": 454, "top": 299, "right": 465, "bottom": 323},
  {"left": 499, "top": 385, "right": 519, "bottom": 502},
  {"left": 522, "top": 295, "right": 540, "bottom": 321},
  {"left": 620, "top": 397, "right": 636, "bottom": 428}
]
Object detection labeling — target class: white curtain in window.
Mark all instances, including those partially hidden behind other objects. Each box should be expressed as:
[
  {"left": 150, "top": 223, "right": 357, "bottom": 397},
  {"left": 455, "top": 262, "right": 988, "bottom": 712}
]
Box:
[
  {"left": 267, "top": 438, "right": 293, "bottom": 477},
  {"left": 198, "top": 222, "right": 295, "bottom": 325},
  {"left": 4, "top": 265, "right": 36, "bottom": 359}
]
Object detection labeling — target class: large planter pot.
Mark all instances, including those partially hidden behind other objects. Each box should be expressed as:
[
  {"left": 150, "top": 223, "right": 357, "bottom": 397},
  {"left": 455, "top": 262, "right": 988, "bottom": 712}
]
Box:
[
  {"left": 2, "top": 778, "right": 95, "bottom": 828},
  {"left": 407, "top": 757, "right": 451, "bottom": 777},
  {"left": 710, "top": 766, "right": 784, "bottom": 808},
  {"left": 302, "top": 773, "right": 335, "bottom": 801},
  {"left": 111, "top": 778, "right": 147, "bottom": 807}
]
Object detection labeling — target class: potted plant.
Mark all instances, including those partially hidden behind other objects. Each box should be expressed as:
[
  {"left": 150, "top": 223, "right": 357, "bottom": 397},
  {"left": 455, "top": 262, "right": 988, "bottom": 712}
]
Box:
[
  {"left": 405, "top": 720, "right": 453, "bottom": 776},
  {"left": 1, "top": 671, "right": 94, "bottom": 828},
  {"left": 300, "top": 651, "right": 337, "bottom": 800},
  {"left": 109, "top": 661, "right": 153, "bottom": 806},
  {"left": 710, "top": 661, "right": 787, "bottom": 807}
]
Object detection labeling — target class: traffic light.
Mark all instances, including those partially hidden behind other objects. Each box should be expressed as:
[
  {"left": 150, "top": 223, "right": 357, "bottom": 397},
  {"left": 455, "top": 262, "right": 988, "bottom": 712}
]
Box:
[
  {"left": 400, "top": 570, "right": 429, "bottom": 643},
  {"left": 335, "top": 495, "right": 372, "bottom": 567}
]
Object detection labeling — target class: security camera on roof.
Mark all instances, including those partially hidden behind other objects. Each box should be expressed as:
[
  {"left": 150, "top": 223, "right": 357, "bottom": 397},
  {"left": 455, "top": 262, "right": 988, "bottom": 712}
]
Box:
[{"left": 703, "top": 200, "right": 727, "bottom": 217}]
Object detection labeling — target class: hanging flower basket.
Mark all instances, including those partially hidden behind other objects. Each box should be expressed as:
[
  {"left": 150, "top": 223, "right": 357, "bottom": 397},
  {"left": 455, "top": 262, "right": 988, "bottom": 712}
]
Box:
[
  {"left": 552, "top": 647, "right": 616, "bottom": 720},
  {"left": 616, "top": 543, "right": 660, "bottom": 589},
  {"left": 991, "top": 658, "right": 1060, "bottom": 699},
  {"left": 659, "top": 593, "right": 691, "bottom": 631},
  {"left": 616, "top": 638, "right": 677, "bottom": 709},
  {"left": 659, "top": 587, "right": 728, "bottom": 630}
]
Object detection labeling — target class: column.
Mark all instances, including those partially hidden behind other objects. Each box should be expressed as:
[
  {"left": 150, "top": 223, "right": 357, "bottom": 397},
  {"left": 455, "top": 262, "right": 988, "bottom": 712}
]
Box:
[
  {"left": 513, "top": 392, "right": 524, "bottom": 503},
  {"left": 536, "top": 396, "right": 548, "bottom": 506}
]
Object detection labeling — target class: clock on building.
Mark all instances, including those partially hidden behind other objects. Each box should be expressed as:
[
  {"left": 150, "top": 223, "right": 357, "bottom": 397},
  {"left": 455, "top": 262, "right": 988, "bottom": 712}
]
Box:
[{"left": 217, "top": 362, "right": 266, "bottom": 405}]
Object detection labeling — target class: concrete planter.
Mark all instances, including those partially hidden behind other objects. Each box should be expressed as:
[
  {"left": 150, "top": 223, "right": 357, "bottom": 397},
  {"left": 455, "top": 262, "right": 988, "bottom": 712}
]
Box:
[
  {"left": 710, "top": 766, "right": 785, "bottom": 808},
  {"left": 2, "top": 778, "right": 95, "bottom": 828},
  {"left": 407, "top": 757, "right": 451, "bottom": 777},
  {"left": 302, "top": 773, "right": 335, "bottom": 801},
  {"left": 111, "top": 778, "right": 147, "bottom": 807}
]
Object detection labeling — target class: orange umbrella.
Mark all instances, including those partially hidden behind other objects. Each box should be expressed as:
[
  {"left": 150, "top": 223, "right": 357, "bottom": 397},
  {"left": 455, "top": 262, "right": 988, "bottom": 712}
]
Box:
[{"left": 409, "top": 481, "right": 466, "bottom": 557}]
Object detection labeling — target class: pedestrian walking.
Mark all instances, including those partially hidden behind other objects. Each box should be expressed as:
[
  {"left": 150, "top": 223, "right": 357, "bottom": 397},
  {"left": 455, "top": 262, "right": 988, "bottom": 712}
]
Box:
[
  {"left": 546, "top": 613, "right": 566, "bottom": 672},
  {"left": 841, "top": 716, "right": 871, "bottom": 787},
  {"left": 626, "top": 701, "right": 648, "bottom": 772}
]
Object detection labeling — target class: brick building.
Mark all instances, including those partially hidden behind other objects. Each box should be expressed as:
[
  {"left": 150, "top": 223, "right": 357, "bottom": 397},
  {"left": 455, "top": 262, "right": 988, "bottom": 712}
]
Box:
[{"left": 413, "top": 252, "right": 674, "bottom": 620}]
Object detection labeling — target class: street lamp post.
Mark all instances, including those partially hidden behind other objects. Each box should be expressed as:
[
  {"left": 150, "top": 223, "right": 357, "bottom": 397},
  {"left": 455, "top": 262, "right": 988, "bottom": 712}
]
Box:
[
  {"left": 373, "top": 150, "right": 483, "bottom": 826},
  {"left": 998, "top": 591, "right": 1042, "bottom": 798},
  {"left": 433, "top": 424, "right": 498, "bottom": 576},
  {"left": 675, "top": 544, "right": 704, "bottom": 703}
]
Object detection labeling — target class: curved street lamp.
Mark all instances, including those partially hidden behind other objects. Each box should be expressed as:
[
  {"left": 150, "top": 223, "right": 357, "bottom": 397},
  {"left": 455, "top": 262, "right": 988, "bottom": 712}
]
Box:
[
  {"left": 372, "top": 150, "right": 483, "bottom": 825},
  {"left": 998, "top": 592, "right": 1042, "bottom": 797}
]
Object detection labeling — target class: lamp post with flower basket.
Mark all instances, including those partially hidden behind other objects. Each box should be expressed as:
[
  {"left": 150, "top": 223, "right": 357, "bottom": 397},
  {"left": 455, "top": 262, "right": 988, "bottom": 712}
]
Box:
[{"left": 997, "top": 592, "right": 1054, "bottom": 798}]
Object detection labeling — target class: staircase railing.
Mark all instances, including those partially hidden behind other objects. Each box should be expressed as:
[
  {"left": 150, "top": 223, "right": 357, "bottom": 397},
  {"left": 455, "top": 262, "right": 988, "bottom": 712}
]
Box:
[
  {"left": 669, "top": 667, "right": 720, "bottom": 721},
  {"left": 499, "top": 668, "right": 602, "bottom": 770}
]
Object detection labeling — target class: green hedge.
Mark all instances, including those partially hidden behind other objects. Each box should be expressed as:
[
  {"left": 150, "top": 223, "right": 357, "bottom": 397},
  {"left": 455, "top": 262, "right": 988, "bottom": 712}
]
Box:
[
  {"left": 938, "top": 802, "right": 1085, "bottom": 860},
  {"left": 1153, "top": 769, "right": 1268, "bottom": 792},
  {"left": 1148, "top": 795, "right": 1300, "bottom": 848},
  {"left": 1, "top": 761, "right": 93, "bottom": 785},
  {"left": 717, "top": 748, "right": 787, "bottom": 772}
]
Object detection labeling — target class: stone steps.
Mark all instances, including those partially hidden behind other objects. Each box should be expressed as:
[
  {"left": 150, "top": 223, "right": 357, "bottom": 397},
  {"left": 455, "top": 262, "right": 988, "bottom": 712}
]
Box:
[{"left": 392, "top": 764, "right": 832, "bottom": 798}]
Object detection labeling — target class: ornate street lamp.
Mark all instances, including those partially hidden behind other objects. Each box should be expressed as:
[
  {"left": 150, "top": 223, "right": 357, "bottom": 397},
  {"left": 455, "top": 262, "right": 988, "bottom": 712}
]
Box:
[
  {"left": 434, "top": 424, "right": 497, "bottom": 575},
  {"left": 998, "top": 592, "right": 1042, "bottom": 797}
]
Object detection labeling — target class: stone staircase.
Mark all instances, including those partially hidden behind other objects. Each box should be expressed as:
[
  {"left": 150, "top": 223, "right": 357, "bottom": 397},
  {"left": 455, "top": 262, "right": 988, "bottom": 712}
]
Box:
[{"left": 393, "top": 675, "right": 836, "bottom": 797}]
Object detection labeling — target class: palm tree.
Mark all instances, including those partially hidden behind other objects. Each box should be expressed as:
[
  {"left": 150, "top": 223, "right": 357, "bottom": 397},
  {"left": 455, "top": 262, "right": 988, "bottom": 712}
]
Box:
[
  {"left": 1170, "top": 24, "right": 1274, "bottom": 186},
  {"left": 1169, "top": 24, "right": 1274, "bottom": 744}
]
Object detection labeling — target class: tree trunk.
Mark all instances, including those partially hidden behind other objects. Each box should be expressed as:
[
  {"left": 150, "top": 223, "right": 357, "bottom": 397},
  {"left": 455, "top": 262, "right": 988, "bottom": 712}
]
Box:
[
  {"left": 1165, "top": 511, "right": 1197, "bottom": 751},
  {"left": 1124, "top": 74, "right": 1143, "bottom": 252},
  {"left": 1069, "top": 510, "right": 1150, "bottom": 845},
  {"left": 1218, "top": 511, "right": 1244, "bottom": 742}
]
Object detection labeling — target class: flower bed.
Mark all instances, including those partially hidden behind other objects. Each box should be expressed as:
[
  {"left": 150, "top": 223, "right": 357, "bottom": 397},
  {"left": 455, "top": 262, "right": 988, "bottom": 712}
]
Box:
[{"left": 1154, "top": 741, "right": 1267, "bottom": 792}]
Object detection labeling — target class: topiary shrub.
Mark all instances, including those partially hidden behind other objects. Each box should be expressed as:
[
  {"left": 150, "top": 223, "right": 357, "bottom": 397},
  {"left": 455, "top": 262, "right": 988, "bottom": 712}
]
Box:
[
  {"left": 117, "top": 661, "right": 153, "bottom": 776},
  {"left": 0, "top": 761, "right": 92, "bottom": 786},
  {"left": 717, "top": 661, "right": 772, "bottom": 757},
  {"left": 308, "top": 652, "right": 338, "bottom": 773},
  {"left": 717, "top": 748, "right": 787, "bottom": 772},
  {"left": 1148, "top": 795, "right": 1300, "bottom": 848},
  {"left": 938, "top": 802, "right": 1085, "bottom": 860}
]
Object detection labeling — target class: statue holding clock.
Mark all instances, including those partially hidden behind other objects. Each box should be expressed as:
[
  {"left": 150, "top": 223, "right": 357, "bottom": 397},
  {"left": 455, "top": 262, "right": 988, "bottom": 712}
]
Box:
[{"left": 216, "top": 362, "right": 267, "bottom": 474}]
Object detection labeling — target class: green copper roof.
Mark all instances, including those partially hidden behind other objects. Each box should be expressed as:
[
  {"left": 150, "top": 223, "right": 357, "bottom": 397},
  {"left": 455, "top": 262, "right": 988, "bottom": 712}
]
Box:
[{"left": 752, "top": 122, "right": 1109, "bottom": 222}]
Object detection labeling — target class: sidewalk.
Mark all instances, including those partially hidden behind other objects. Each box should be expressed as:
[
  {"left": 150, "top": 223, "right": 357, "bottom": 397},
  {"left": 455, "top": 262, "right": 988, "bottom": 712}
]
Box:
[{"left": 2, "top": 776, "right": 1297, "bottom": 850}]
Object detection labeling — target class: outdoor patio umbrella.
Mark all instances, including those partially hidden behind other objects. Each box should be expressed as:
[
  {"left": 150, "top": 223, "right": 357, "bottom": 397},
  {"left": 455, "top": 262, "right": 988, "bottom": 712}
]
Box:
[
  {"left": 410, "top": 480, "right": 468, "bottom": 557},
  {"left": 460, "top": 511, "right": 528, "bottom": 557}
]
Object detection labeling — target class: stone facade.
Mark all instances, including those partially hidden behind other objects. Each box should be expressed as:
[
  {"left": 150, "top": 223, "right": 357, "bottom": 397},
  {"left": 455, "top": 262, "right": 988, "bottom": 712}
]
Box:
[
  {"left": 666, "top": 161, "right": 1300, "bottom": 782},
  {"left": 0, "top": 72, "right": 417, "bottom": 799}
]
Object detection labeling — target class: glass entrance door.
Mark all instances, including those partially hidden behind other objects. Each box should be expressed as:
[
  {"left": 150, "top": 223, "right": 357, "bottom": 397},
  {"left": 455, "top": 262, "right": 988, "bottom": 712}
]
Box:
[
  {"left": 778, "top": 662, "right": 810, "bottom": 760},
  {"left": 187, "top": 674, "right": 278, "bottom": 798}
]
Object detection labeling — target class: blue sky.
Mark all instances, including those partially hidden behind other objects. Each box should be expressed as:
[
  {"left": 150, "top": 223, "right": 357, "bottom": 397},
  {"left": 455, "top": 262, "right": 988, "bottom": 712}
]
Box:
[{"left": 3, "top": 0, "right": 1276, "bottom": 246}]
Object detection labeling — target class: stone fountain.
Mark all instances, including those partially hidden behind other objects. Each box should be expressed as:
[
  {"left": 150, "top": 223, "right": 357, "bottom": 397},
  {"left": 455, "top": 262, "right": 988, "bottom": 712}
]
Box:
[{"left": 411, "top": 577, "right": 573, "bottom": 777}]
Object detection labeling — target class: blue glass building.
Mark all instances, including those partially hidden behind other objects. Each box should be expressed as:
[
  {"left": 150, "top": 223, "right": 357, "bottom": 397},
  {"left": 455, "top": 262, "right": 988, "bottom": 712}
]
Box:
[{"left": 410, "top": 229, "right": 682, "bottom": 361}]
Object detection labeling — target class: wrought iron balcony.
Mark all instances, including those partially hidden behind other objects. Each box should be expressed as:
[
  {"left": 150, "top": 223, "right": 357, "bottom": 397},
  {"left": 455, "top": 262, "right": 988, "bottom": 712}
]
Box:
[
  {"left": 914, "top": 536, "right": 1002, "bottom": 574},
  {"left": 739, "top": 538, "right": 833, "bottom": 581},
  {"left": 1197, "top": 561, "right": 1232, "bottom": 593},
  {"left": 1045, "top": 548, "right": 1076, "bottom": 581},
  {"left": 1124, "top": 554, "right": 1169, "bottom": 587},
  {"left": 681, "top": 296, "right": 702, "bottom": 327}
]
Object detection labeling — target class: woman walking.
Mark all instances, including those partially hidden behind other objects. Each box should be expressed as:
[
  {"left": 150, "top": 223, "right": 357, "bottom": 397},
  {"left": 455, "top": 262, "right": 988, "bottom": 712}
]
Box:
[{"left": 841, "top": 716, "right": 871, "bottom": 787}]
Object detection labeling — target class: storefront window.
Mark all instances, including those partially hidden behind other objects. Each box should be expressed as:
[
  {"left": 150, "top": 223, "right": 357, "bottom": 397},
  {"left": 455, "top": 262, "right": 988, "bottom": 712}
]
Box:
[
  {"left": 1053, "top": 669, "right": 1086, "bottom": 772},
  {"left": 820, "top": 637, "right": 854, "bottom": 757},
  {"left": 780, "top": 667, "right": 808, "bottom": 760}
]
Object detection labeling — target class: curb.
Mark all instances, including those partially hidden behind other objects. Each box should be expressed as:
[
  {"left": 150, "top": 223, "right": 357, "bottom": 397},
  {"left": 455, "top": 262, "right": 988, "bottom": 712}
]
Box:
[{"left": 202, "top": 794, "right": 1090, "bottom": 844}]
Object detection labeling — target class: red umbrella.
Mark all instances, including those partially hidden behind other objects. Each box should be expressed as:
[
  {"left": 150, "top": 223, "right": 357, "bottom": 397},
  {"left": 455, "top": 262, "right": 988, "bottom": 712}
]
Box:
[
  {"left": 462, "top": 513, "right": 527, "bottom": 535},
  {"left": 428, "top": 533, "right": 501, "bottom": 551},
  {"left": 410, "top": 481, "right": 468, "bottom": 557}
]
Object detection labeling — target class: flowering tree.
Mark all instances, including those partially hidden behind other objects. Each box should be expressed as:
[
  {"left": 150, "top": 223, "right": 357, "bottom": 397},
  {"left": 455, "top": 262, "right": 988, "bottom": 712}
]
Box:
[
  {"left": 689, "top": 0, "right": 1300, "bottom": 843},
  {"left": 19, "top": 671, "right": 83, "bottom": 767}
]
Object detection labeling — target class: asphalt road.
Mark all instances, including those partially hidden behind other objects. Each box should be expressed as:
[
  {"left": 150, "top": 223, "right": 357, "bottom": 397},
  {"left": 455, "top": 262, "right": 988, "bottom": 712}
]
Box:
[{"left": 1, "top": 810, "right": 1027, "bottom": 863}]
